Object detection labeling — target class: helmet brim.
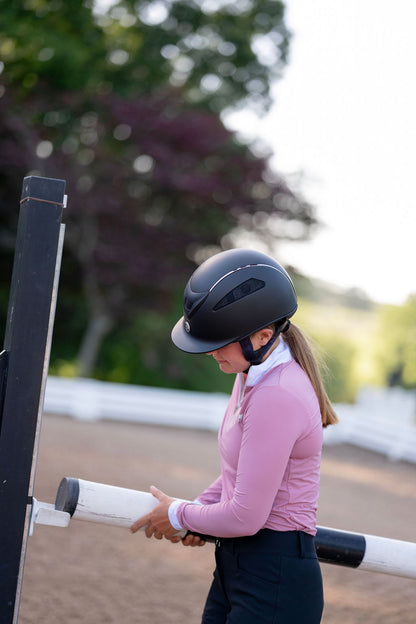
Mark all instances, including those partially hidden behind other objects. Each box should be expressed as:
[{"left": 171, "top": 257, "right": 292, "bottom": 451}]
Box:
[{"left": 171, "top": 317, "right": 234, "bottom": 354}]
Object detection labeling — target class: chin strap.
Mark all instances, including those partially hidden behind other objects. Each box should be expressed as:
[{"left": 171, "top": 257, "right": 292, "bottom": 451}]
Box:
[
  {"left": 239, "top": 320, "right": 291, "bottom": 366},
  {"left": 239, "top": 334, "right": 278, "bottom": 366}
]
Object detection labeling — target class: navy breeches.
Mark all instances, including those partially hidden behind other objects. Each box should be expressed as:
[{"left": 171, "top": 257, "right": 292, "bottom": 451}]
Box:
[{"left": 201, "top": 529, "right": 323, "bottom": 624}]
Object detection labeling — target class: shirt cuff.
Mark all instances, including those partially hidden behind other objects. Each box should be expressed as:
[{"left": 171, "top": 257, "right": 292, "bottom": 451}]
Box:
[{"left": 168, "top": 500, "right": 184, "bottom": 531}]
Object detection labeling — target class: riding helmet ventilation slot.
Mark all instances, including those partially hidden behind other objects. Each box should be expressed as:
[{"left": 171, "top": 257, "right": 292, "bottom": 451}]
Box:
[{"left": 213, "top": 278, "right": 265, "bottom": 311}]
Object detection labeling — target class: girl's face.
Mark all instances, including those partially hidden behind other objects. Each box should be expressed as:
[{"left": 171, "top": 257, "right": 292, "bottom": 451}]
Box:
[
  {"left": 207, "top": 342, "right": 248, "bottom": 374},
  {"left": 207, "top": 328, "right": 277, "bottom": 374}
]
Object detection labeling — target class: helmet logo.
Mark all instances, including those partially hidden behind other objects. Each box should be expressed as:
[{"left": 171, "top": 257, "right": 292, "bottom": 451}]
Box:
[{"left": 184, "top": 320, "right": 191, "bottom": 333}]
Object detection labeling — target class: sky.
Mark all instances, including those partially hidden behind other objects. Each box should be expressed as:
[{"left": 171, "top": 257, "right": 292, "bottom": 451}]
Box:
[{"left": 225, "top": 0, "right": 416, "bottom": 305}]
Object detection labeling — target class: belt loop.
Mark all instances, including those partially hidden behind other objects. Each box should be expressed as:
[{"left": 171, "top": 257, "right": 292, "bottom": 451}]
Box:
[{"left": 298, "top": 531, "right": 306, "bottom": 558}]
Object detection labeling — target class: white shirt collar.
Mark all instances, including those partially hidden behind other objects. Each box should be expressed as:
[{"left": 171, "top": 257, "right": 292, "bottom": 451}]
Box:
[{"left": 245, "top": 338, "right": 292, "bottom": 387}]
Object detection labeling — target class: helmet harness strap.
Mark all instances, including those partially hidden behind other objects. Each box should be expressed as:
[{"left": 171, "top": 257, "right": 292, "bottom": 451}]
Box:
[{"left": 239, "top": 320, "right": 291, "bottom": 366}]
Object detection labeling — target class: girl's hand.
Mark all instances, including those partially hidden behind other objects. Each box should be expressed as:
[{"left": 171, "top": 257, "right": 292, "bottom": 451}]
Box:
[
  {"left": 181, "top": 532, "right": 206, "bottom": 547},
  {"left": 130, "top": 486, "right": 178, "bottom": 539}
]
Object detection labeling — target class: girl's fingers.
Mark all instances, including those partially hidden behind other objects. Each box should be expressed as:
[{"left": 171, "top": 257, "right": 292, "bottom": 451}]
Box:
[
  {"left": 130, "top": 512, "right": 151, "bottom": 533},
  {"left": 182, "top": 534, "right": 206, "bottom": 547}
]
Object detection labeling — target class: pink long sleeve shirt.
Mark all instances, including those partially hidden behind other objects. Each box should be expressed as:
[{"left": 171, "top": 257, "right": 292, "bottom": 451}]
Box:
[{"left": 176, "top": 346, "right": 323, "bottom": 538}]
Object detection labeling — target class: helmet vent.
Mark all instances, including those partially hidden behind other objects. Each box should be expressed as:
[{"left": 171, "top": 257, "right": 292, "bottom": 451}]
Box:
[{"left": 213, "top": 278, "right": 265, "bottom": 311}]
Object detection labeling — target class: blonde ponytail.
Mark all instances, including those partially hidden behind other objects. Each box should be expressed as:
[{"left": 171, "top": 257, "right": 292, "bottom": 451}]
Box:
[{"left": 283, "top": 323, "right": 338, "bottom": 427}]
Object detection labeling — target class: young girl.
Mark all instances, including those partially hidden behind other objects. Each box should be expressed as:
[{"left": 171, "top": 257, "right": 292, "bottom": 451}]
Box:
[{"left": 132, "top": 248, "right": 338, "bottom": 623}]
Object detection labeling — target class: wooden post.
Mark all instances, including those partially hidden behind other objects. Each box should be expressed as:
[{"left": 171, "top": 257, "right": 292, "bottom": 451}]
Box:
[{"left": 0, "top": 176, "right": 66, "bottom": 624}]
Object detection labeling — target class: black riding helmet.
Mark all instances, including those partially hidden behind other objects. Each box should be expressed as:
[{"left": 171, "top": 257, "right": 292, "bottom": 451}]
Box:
[{"left": 171, "top": 248, "right": 298, "bottom": 360}]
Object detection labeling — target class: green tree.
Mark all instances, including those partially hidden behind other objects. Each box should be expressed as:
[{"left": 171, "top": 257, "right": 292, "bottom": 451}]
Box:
[
  {"left": 0, "top": 0, "right": 319, "bottom": 381},
  {"left": 0, "top": 0, "right": 290, "bottom": 111},
  {"left": 375, "top": 296, "right": 416, "bottom": 389},
  {"left": 314, "top": 333, "right": 358, "bottom": 403}
]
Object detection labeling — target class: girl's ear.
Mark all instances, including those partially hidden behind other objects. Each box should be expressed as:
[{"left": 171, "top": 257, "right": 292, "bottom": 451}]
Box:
[{"left": 251, "top": 327, "right": 275, "bottom": 350}]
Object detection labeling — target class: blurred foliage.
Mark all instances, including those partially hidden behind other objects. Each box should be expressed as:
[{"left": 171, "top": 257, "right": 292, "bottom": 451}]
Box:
[
  {"left": 0, "top": 0, "right": 290, "bottom": 112},
  {"left": 289, "top": 266, "right": 374, "bottom": 310},
  {"left": 50, "top": 289, "right": 236, "bottom": 394},
  {"left": 291, "top": 299, "right": 373, "bottom": 404},
  {"left": 293, "top": 283, "right": 416, "bottom": 401},
  {"left": 2, "top": 1, "right": 414, "bottom": 402},
  {"left": 0, "top": 0, "right": 320, "bottom": 379},
  {"left": 308, "top": 331, "right": 357, "bottom": 404},
  {"left": 373, "top": 296, "right": 416, "bottom": 389}
]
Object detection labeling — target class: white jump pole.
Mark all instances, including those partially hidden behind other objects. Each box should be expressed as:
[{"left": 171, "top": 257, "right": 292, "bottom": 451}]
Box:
[
  {"left": 51, "top": 477, "right": 416, "bottom": 581},
  {"left": 314, "top": 525, "right": 416, "bottom": 579},
  {"left": 54, "top": 477, "right": 186, "bottom": 535}
]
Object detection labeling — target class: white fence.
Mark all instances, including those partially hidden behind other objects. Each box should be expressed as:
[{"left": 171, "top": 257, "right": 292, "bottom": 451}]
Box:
[
  {"left": 324, "top": 399, "right": 416, "bottom": 463},
  {"left": 44, "top": 377, "right": 416, "bottom": 464},
  {"left": 44, "top": 376, "right": 228, "bottom": 431}
]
